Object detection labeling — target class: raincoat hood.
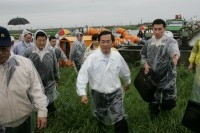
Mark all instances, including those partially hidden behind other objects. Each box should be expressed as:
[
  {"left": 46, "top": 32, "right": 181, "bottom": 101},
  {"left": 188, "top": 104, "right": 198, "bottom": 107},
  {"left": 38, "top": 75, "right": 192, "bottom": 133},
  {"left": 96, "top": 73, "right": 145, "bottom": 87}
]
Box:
[
  {"left": 33, "top": 30, "right": 49, "bottom": 49},
  {"left": 21, "top": 29, "right": 32, "bottom": 41},
  {"left": 75, "top": 32, "right": 83, "bottom": 37}
]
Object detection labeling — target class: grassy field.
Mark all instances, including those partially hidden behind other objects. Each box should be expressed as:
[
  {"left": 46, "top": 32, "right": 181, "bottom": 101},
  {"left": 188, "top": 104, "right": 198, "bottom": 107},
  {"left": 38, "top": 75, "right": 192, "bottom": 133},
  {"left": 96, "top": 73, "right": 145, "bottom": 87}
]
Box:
[{"left": 40, "top": 64, "right": 194, "bottom": 133}]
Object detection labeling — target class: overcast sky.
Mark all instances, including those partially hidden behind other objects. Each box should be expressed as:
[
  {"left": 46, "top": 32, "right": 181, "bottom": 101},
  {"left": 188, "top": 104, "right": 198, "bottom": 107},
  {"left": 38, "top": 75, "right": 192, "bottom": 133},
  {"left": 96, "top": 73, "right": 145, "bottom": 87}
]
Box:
[{"left": 1, "top": 0, "right": 200, "bottom": 30}]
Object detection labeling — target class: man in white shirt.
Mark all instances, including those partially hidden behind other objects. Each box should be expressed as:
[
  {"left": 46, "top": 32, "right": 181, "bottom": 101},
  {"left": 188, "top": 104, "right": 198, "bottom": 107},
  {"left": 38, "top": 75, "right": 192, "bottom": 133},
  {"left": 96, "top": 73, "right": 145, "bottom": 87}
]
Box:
[
  {"left": 0, "top": 26, "right": 47, "bottom": 133},
  {"left": 76, "top": 31, "right": 131, "bottom": 133}
]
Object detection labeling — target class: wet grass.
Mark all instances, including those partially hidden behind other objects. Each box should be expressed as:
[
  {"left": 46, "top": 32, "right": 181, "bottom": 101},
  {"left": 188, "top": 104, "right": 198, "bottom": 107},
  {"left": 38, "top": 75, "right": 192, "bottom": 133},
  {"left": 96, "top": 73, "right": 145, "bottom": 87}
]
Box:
[{"left": 40, "top": 65, "right": 194, "bottom": 133}]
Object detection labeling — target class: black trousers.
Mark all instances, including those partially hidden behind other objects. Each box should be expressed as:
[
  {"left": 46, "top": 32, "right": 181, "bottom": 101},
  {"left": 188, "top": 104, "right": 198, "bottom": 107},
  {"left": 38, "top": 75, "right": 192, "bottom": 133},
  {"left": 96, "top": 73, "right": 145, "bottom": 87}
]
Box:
[
  {"left": 47, "top": 102, "right": 56, "bottom": 117},
  {"left": 0, "top": 126, "right": 5, "bottom": 133},
  {"left": 5, "top": 116, "right": 31, "bottom": 133},
  {"left": 114, "top": 118, "right": 128, "bottom": 133}
]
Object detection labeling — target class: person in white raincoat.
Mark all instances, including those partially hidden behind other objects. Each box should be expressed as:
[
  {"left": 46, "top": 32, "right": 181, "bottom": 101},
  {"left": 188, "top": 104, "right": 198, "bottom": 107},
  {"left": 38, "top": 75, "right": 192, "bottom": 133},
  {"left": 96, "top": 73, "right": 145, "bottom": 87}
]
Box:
[
  {"left": 47, "top": 36, "right": 68, "bottom": 64},
  {"left": 140, "top": 19, "right": 180, "bottom": 119},
  {"left": 76, "top": 31, "right": 131, "bottom": 133},
  {"left": 69, "top": 32, "right": 86, "bottom": 71},
  {"left": 22, "top": 30, "right": 59, "bottom": 116},
  {"left": 12, "top": 29, "right": 33, "bottom": 55},
  {"left": 0, "top": 27, "right": 48, "bottom": 133}
]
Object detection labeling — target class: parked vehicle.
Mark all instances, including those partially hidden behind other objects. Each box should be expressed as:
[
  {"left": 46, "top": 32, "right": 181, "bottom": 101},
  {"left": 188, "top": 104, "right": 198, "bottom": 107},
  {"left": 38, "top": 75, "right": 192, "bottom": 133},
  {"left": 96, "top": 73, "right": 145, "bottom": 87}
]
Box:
[{"left": 166, "top": 18, "right": 187, "bottom": 39}]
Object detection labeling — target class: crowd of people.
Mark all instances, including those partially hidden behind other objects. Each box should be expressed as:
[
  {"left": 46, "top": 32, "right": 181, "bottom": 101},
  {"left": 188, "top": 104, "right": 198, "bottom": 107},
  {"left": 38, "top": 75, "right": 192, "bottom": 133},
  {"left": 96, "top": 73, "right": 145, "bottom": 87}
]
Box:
[{"left": 0, "top": 18, "right": 199, "bottom": 133}]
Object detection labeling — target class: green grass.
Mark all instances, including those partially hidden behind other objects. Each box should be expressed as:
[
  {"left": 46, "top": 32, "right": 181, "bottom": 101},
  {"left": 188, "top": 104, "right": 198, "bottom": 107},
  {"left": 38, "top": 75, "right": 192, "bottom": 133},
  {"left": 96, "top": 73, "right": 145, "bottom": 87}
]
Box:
[{"left": 40, "top": 65, "right": 194, "bottom": 133}]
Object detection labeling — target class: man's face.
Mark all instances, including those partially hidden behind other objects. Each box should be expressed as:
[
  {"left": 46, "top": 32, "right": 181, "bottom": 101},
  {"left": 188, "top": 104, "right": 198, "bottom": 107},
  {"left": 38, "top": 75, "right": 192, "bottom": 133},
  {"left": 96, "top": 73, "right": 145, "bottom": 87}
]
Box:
[
  {"left": 99, "top": 34, "right": 113, "bottom": 55},
  {"left": 24, "top": 34, "right": 32, "bottom": 43},
  {"left": 36, "top": 36, "right": 47, "bottom": 50},
  {"left": 50, "top": 39, "right": 57, "bottom": 47},
  {"left": 152, "top": 24, "right": 165, "bottom": 39},
  {"left": 0, "top": 47, "right": 10, "bottom": 64}
]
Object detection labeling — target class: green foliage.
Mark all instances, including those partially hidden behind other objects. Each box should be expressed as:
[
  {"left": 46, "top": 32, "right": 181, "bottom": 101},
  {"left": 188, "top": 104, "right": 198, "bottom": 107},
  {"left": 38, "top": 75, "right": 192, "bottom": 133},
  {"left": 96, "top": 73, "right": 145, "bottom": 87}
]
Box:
[{"left": 41, "top": 66, "right": 194, "bottom": 133}]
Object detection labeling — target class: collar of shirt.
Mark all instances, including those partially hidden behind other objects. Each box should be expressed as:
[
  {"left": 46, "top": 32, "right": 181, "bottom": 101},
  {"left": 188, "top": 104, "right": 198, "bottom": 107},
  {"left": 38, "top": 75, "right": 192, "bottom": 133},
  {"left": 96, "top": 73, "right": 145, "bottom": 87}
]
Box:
[
  {"left": 23, "top": 41, "right": 31, "bottom": 47},
  {"left": 152, "top": 35, "right": 167, "bottom": 46},
  {"left": 98, "top": 50, "right": 112, "bottom": 64}
]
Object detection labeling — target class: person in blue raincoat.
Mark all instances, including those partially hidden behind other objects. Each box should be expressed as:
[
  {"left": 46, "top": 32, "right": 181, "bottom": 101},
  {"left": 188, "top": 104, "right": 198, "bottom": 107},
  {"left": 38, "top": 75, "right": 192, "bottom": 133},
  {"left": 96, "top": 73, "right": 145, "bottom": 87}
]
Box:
[
  {"left": 12, "top": 29, "right": 33, "bottom": 55},
  {"left": 140, "top": 19, "right": 180, "bottom": 119},
  {"left": 22, "top": 30, "right": 59, "bottom": 116}
]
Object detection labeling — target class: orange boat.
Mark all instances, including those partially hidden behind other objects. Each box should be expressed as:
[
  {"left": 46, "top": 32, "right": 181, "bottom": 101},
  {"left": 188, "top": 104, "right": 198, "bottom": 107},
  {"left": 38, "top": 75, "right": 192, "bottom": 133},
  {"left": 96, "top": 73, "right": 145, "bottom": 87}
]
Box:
[
  {"left": 115, "top": 27, "right": 140, "bottom": 44},
  {"left": 59, "top": 27, "right": 139, "bottom": 67},
  {"left": 85, "top": 27, "right": 109, "bottom": 35}
]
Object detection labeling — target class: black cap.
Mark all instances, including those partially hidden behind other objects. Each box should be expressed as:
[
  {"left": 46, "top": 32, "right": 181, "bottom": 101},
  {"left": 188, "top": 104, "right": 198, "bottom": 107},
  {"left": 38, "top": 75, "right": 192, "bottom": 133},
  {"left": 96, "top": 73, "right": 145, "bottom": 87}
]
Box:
[{"left": 0, "top": 26, "right": 11, "bottom": 47}]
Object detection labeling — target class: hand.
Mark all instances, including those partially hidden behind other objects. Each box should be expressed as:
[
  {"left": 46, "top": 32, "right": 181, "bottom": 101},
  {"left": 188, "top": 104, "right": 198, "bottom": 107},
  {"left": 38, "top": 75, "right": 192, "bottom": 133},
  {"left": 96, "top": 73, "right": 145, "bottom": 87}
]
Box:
[
  {"left": 172, "top": 54, "right": 179, "bottom": 66},
  {"left": 123, "top": 84, "right": 130, "bottom": 91},
  {"left": 66, "top": 60, "right": 73, "bottom": 67},
  {"left": 144, "top": 62, "right": 151, "bottom": 74},
  {"left": 81, "top": 95, "right": 88, "bottom": 105},
  {"left": 37, "top": 117, "right": 47, "bottom": 130},
  {"left": 188, "top": 63, "right": 193, "bottom": 71}
]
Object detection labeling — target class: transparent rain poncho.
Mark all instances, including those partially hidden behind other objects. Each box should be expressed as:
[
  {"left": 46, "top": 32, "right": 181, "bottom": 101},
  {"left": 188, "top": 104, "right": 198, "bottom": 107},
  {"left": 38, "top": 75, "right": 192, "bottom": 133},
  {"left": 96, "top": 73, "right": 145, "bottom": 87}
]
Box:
[
  {"left": 140, "top": 35, "right": 180, "bottom": 89},
  {"left": 69, "top": 39, "right": 86, "bottom": 71},
  {"left": 76, "top": 49, "right": 131, "bottom": 125},
  {"left": 90, "top": 89, "right": 125, "bottom": 125},
  {"left": 22, "top": 30, "right": 59, "bottom": 104},
  {"left": 46, "top": 44, "right": 67, "bottom": 61},
  {"left": 191, "top": 65, "right": 200, "bottom": 102}
]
